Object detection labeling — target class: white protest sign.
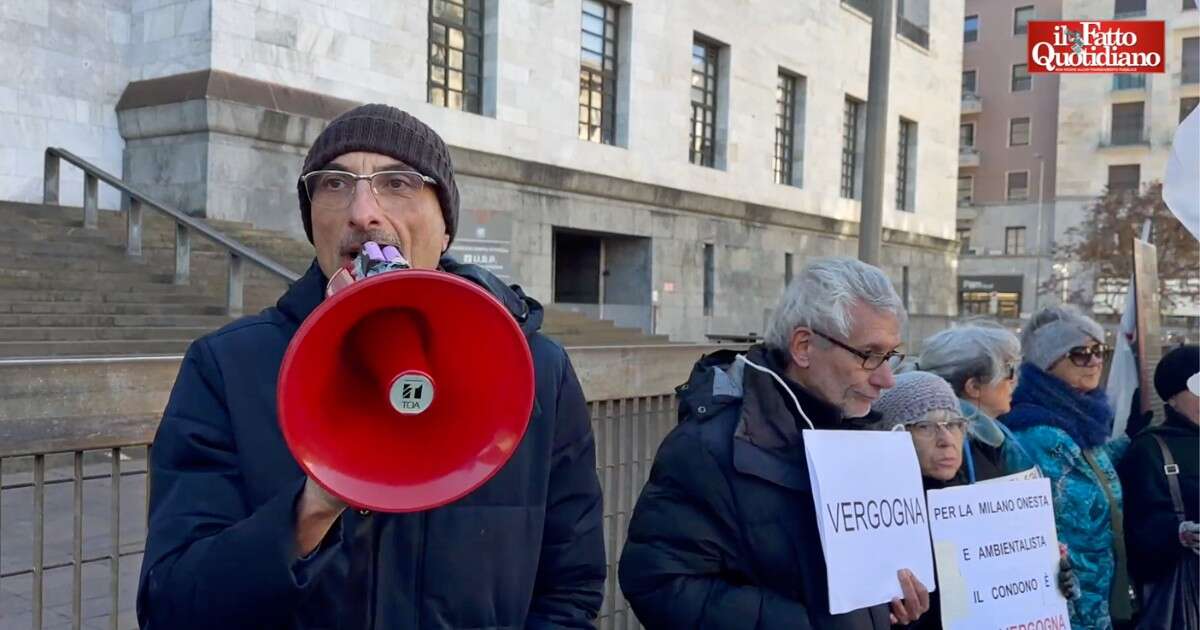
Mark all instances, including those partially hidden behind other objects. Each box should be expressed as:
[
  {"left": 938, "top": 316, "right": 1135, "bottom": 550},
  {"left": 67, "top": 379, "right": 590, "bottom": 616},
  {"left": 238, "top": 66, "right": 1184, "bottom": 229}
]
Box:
[
  {"left": 803, "top": 429, "right": 935, "bottom": 614},
  {"left": 926, "top": 478, "right": 1070, "bottom": 630},
  {"left": 980, "top": 467, "right": 1041, "bottom": 484}
]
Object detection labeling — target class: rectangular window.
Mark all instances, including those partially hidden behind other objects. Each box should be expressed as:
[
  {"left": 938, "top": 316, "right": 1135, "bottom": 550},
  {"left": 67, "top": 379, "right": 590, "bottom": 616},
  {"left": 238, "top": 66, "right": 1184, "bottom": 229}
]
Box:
[
  {"left": 775, "top": 70, "right": 804, "bottom": 186},
  {"left": 428, "top": 0, "right": 484, "bottom": 114},
  {"left": 841, "top": 97, "right": 863, "bottom": 199},
  {"left": 579, "top": 0, "right": 619, "bottom": 144},
  {"left": 1111, "top": 101, "right": 1145, "bottom": 144},
  {"left": 785, "top": 252, "right": 794, "bottom": 287},
  {"left": 1182, "top": 97, "right": 1200, "bottom": 122},
  {"left": 957, "top": 227, "right": 972, "bottom": 254},
  {"left": 1005, "top": 227, "right": 1027, "bottom": 255},
  {"left": 1007, "top": 171, "right": 1030, "bottom": 200},
  {"left": 1113, "top": 73, "right": 1146, "bottom": 90},
  {"left": 962, "top": 70, "right": 978, "bottom": 95},
  {"left": 964, "top": 15, "right": 979, "bottom": 43},
  {"left": 1009, "top": 117, "right": 1031, "bottom": 146},
  {"left": 896, "top": 118, "right": 916, "bottom": 211},
  {"left": 958, "top": 175, "right": 974, "bottom": 206},
  {"left": 1114, "top": 0, "right": 1147, "bottom": 18},
  {"left": 1108, "top": 164, "right": 1141, "bottom": 194},
  {"left": 1014, "top": 5, "right": 1034, "bottom": 35},
  {"left": 690, "top": 38, "right": 720, "bottom": 167},
  {"left": 1186, "top": 0, "right": 1198, "bottom": 10},
  {"left": 1011, "top": 64, "right": 1031, "bottom": 91},
  {"left": 1184, "top": 37, "right": 1199, "bottom": 84},
  {"left": 703, "top": 243, "right": 715, "bottom": 316},
  {"left": 960, "top": 123, "right": 975, "bottom": 148}
]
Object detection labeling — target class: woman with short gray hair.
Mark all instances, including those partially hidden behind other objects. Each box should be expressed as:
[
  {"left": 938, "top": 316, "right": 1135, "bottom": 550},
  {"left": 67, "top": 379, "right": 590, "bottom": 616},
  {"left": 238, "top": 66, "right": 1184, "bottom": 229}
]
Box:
[
  {"left": 915, "top": 322, "right": 1035, "bottom": 480},
  {"left": 1002, "top": 305, "right": 1130, "bottom": 630}
]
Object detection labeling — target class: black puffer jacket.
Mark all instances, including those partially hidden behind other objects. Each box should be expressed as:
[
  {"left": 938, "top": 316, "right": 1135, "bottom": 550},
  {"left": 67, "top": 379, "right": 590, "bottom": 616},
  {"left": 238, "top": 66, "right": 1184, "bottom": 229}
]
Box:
[
  {"left": 137, "top": 260, "right": 606, "bottom": 629},
  {"left": 619, "top": 346, "right": 892, "bottom": 629}
]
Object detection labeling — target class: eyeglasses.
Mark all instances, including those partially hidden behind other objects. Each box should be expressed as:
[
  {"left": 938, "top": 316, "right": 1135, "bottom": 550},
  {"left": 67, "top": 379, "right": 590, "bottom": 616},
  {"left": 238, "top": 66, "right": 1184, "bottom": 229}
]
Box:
[
  {"left": 1003, "top": 363, "right": 1017, "bottom": 381},
  {"left": 811, "top": 329, "right": 905, "bottom": 371},
  {"left": 300, "top": 170, "right": 437, "bottom": 211},
  {"left": 1065, "top": 344, "right": 1108, "bottom": 367},
  {"left": 895, "top": 419, "right": 968, "bottom": 440}
]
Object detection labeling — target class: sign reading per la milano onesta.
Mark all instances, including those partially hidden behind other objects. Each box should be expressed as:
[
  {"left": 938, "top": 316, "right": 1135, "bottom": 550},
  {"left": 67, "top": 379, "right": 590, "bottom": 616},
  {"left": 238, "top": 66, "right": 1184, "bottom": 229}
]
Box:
[
  {"left": 804, "top": 430, "right": 936, "bottom": 615},
  {"left": 927, "top": 478, "right": 1071, "bottom": 630},
  {"left": 1027, "top": 20, "right": 1165, "bottom": 73}
]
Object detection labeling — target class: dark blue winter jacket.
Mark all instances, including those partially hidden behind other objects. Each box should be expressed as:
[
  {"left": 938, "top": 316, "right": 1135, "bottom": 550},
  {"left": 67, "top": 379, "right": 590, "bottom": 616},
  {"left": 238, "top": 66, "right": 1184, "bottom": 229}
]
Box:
[{"left": 136, "top": 260, "right": 605, "bottom": 630}]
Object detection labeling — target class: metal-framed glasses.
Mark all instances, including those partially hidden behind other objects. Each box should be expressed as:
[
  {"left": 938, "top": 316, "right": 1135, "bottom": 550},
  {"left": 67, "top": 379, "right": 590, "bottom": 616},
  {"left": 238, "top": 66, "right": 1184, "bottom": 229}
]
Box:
[
  {"left": 895, "top": 419, "right": 969, "bottom": 440},
  {"left": 811, "top": 329, "right": 905, "bottom": 370},
  {"left": 1065, "top": 344, "right": 1108, "bottom": 367},
  {"left": 300, "top": 170, "right": 437, "bottom": 211}
]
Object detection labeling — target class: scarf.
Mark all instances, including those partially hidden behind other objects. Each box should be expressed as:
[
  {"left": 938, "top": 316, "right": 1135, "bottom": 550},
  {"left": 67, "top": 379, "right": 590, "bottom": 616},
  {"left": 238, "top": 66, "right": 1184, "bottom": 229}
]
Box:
[{"left": 1001, "top": 363, "right": 1114, "bottom": 449}]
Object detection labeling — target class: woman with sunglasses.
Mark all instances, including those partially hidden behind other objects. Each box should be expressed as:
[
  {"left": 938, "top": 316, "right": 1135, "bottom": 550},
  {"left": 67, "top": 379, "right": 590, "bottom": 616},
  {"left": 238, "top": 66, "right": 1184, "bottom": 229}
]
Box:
[
  {"left": 1001, "top": 305, "right": 1131, "bottom": 630},
  {"left": 915, "top": 323, "right": 1036, "bottom": 481},
  {"left": 871, "top": 371, "right": 1079, "bottom": 630}
]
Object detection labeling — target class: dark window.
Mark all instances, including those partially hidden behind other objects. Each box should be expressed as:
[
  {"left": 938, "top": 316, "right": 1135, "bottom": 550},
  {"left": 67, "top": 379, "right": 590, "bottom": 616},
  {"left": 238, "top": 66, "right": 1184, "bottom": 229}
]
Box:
[
  {"left": 1014, "top": 6, "right": 1034, "bottom": 35},
  {"left": 958, "top": 175, "right": 974, "bottom": 206},
  {"left": 690, "top": 38, "right": 720, "bottom": 167},
  {"left": 1182, "top": 97, "right": 1200, "bottom": 122},
  {"left": 579, "top": 0, "right": 619, "bottom": 144},
  {"left": 775, "top": 71, "right": 802, "bottom": 186},
  {"left": 1184, "top": 37, "right": 1199, "bottom": 84},
  {"left": 428, "top": 0, "right": 484, "bottom": 114},
  {"left": 962, "top": 70, "right": 977, "bottom": 94},
  {"left": 964, "top": 15, "right": 979, "bottom": 43},
  {"left": 1114, "top": 0, "right": 1147, "bottom": 17},
  {"left": 957, "top": 227, "right": 972, "bottom": 254},
  {"left": 1111, "top": 102, "right": 1145, "bottom": 144},
  {"left": 1009, "top": 117, "right": 1030, "bottom": 146},
  {"left": 1007, "top": 171, "right": 1029, "bottom": 200},
  {"left": 841, "top": 97, "right": 863, "bottom": 199},
  {"left": 1108, "top": 164, "right": 1141, "bottom": 194},
  {"left": 1113, "top": 74, "right": 1146, "bottom": 90},
  {"left": 1011, "top": 64, "right": 1031, "bottom": 91},
  {"left": 896, "top": 3, "right": 930, "bottom": 49},
  {"left": 785, "top": 252, "right": 794, "bottom": 287},
  {"left": 960, "top": 123, "right": 975, "bottom": 148},
  {"left": 842, "top": 0, "right": 872, "bottom": 14},
  {"left": 896, "top": 118, "right": 916, "bottom": 211},
  {"left": 1005, "top": 227, "right": 1026, "bottom": 255},
  {"left": 703, "top": 243, "right": 715, "bottom": 316},
  {"left": 1186, "top": 0, "right": 1198, "bottom": 10}
]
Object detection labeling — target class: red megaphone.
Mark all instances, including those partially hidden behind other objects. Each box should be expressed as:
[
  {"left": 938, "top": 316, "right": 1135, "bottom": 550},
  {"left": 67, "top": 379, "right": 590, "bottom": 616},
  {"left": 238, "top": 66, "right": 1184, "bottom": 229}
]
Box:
[{"left": 277, "top": 269, "right": 535, "bottom": 512}]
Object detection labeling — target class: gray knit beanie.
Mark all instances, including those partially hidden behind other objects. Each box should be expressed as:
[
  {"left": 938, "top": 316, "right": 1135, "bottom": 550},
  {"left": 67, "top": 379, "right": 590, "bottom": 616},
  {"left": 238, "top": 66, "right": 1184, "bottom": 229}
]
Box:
[
  {"left": 297, "top": 103, "right": 460, "bottom": 246},
  {"left": 1021, "top": 305, "right": 1106, "bottom": 371},
  {"left": 871, "top": 371, "right": 964, "bottom": 431}
]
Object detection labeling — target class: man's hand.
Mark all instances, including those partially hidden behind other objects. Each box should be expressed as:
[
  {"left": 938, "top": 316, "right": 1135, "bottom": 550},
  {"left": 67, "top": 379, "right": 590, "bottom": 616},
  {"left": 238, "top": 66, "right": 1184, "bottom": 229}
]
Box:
[
  {"left": 294, "top": 477, "right": 347, "bottom": 558},
  {"left": 1180, "top": 521, "right": 1200, "bottom": 555},
  {"left": 888, "top": 569, "right": 930, "bottom": 625}
]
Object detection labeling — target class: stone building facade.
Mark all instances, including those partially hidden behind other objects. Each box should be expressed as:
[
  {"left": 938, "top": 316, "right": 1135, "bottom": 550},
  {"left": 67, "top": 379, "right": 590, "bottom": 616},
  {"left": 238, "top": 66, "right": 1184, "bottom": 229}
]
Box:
[{"left": 0, "top": 0, "right": 964, "bottom": 343}]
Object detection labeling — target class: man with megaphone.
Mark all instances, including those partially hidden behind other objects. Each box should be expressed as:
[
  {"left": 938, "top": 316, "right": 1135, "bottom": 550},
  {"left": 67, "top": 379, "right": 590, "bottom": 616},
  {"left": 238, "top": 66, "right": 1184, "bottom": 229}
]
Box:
[{"left": 136, "top": 104, "right": 606, "bottom": 629}]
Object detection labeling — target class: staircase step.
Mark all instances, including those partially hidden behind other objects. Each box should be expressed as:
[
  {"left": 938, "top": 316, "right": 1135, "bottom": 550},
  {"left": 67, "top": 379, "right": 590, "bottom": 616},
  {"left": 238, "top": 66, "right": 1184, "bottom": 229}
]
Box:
[
  {"left": 0, "top": 290, "right": 216, "bottom": 303},
  {"left": 0, "top": 339, "right": 192, "bottom": 357},
  {"left": 0, "top": 314, "right": 231, "bottom": 327},
  {"left": 0, "top": 326, "right": 216, "bottom": 342},
  {"left": 0, "top": 301, "right": 229, "bottom": 315}
]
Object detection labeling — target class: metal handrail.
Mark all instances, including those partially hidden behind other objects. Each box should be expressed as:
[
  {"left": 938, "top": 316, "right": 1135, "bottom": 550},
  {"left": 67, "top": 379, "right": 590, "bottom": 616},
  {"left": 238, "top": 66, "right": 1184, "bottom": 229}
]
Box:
[{"left": 43, "top": 147, "right": 301, "bottom": 316}]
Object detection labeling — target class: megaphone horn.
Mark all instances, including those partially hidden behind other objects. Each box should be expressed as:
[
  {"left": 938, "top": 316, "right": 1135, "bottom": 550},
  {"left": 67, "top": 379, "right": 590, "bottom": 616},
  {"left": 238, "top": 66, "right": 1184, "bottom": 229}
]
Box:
[{"left": 277, "top": 269, "right": 535, "bottom": 513}]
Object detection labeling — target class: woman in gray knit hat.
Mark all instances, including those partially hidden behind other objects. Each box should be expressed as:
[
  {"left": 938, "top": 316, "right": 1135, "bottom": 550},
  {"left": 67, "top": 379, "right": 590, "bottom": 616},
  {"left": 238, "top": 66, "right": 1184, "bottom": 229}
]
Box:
[
  {"left": 1001, "top": 305, "right": 1131, "bottom": 630},
  {"left": 871, "top": 371, "right": 1080, "bottom": 630},
  {"left": 916, "top": 322, "right": 1036, "bottom": 481}
]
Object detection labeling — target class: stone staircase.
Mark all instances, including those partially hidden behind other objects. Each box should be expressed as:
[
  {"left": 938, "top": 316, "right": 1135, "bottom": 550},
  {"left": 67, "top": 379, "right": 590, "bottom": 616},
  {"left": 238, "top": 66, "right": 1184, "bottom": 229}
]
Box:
[{"left": 0, "top": 200, "right": 669, "bottom": 358}]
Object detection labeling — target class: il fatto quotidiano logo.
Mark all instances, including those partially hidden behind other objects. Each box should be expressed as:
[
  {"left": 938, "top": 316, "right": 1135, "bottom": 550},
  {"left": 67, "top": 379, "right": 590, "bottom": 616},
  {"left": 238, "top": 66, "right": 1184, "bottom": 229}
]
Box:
[{"left": 1027, "top": 20, "right": 1166, "bottom": 73}]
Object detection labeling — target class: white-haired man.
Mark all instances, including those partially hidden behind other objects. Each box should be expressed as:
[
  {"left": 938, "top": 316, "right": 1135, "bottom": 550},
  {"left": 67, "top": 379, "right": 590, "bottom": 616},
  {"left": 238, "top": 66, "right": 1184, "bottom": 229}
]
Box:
[{"left": 619, "top": 257, "right": 929, "bottom": 629}]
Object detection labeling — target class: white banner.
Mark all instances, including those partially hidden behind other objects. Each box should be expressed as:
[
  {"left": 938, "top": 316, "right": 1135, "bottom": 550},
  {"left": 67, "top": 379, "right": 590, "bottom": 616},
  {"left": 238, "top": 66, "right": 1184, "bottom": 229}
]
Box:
[
  {"left": 803, "top": 430, "right": 935, "bottom": 614},
  {"left": 926, "top": 478, "right": 1070, "bottom": 630}
]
